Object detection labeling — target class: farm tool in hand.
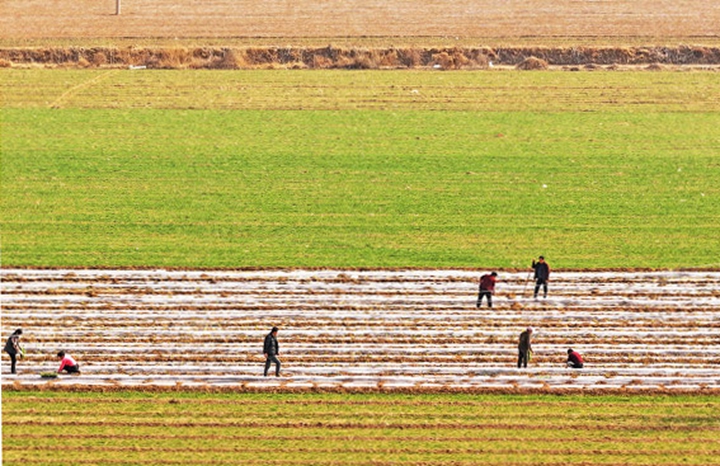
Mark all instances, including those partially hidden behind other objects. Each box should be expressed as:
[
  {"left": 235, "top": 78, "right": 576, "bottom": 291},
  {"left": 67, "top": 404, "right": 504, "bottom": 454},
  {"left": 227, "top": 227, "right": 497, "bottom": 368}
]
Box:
[{"left": 522, "top": 269, "right": 533, "bottom": 298}]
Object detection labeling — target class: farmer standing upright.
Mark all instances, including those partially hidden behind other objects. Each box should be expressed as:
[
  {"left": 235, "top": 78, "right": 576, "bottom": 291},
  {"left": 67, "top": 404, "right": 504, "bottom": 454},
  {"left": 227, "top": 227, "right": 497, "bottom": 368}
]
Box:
[
  {"left": 4, "top": 328, "right": 23, "bottom": 374},
  {"left": 476, "top": 272, "right": 498, "bottom": 308},
  {"left": 517, "top": 327, "right": 533, "bottom": 368},
  {"left": 532, "top": 256, "right": 550, "bottom": 299},
  {"left": 263, "top": 326, "right": 281, "bottom": 377}
]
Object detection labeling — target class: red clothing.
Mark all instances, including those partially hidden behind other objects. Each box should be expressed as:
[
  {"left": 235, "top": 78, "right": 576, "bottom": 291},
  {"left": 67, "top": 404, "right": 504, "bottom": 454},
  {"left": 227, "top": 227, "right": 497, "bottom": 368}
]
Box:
[
  {"left": 479, "top": 274, "right": 497, "bottom": 292},
  {"left": 568, "top": 351, "right": 584, "bottom": 366},
  {"left": 58, "top": 355, "right": 77, "bottom": 373}
]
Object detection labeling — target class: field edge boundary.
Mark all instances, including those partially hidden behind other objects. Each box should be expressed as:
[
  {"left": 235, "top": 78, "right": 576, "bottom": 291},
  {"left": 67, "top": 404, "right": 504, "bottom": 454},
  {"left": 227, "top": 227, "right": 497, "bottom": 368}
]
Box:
[
  {"left": 4, "top": 383, "right": 720, "bottom": 396},
  {"left": 3, "top": 266, "right": 720, "bottom": 273},
  {"left": 3, "top": 45, "right": 720, "bottom": 70}
]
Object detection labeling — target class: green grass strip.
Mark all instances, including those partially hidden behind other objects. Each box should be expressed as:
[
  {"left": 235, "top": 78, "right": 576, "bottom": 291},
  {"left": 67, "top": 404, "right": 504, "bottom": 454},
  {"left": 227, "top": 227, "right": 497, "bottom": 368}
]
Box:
[{"left": 2, "top": 70, "right": 719, "bottom": 268}]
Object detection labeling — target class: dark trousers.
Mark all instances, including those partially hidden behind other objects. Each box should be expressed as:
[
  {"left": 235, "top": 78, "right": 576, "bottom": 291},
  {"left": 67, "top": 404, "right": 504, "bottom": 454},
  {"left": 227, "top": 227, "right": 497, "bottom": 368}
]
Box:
[
  {"left": 62, "top": 364, "right": 80, "bottom": 374},
  {"left": 534, "top": 279, "right": 548, "bottom": 298},
  {"left": 264, "top": 354, "right": 281, "bottom": 376},
  {"left": 567, "top": 361, "right": 583, "bottom": 369},
  {"left": 477, "top": 289, "right": 492, "bottom": 308},
  {"left": 8, "top": 353, "right": 17, "bottom": 374},
  {"left": 518, "top": 349, "right": 529, "bottom": 368}
]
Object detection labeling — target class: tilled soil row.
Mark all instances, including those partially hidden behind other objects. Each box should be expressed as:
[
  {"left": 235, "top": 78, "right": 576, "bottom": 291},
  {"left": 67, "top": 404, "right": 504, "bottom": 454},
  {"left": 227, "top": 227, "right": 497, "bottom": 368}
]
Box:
[{"left": 2, "top": 269, "right": 719, "bottom": 391}]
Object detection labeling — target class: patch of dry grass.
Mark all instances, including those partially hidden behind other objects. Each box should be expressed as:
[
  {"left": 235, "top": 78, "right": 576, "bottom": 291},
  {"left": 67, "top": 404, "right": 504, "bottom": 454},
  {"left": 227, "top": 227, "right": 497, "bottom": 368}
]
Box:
[{"left": 2, "top": 45, "right": 719, "bottom": 70}]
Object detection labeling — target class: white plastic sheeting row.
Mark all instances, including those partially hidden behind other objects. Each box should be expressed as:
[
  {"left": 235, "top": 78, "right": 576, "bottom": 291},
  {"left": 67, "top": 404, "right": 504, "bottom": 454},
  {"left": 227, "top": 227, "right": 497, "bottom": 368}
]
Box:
[{"left": 2, "top": 268, "right": 719, "bottom": 390}]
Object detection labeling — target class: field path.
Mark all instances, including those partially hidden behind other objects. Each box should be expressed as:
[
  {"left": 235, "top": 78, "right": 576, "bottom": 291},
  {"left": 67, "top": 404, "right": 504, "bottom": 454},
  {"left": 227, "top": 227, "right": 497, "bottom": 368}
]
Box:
[{"left": 2, "top": 269, "right": 719, "bottom": 391}]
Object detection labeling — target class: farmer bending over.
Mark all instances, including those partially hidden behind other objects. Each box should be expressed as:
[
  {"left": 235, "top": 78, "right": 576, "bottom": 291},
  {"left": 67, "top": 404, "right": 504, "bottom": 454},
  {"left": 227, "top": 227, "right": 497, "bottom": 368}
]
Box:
[
  {"left": 57, "top": 351, "right": 81, "bottom": 374},
  {"left": 518, "top": 327, "right": 533, "bottom": 368},
  {"left": 567, "top": 348, "right": 584, "bottom": 368},
  {"left": 477, "top": 272, "right": 498, "bottom": 308},
  {"left": 4, "top": 328, "right": 23, "bottom": 375}
]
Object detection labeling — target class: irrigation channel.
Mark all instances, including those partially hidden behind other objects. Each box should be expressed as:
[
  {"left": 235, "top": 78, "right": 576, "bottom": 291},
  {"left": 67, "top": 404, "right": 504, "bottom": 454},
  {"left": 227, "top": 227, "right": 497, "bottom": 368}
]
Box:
[{"left": 2, "top": 269, "right": 719, "bottom": 391}]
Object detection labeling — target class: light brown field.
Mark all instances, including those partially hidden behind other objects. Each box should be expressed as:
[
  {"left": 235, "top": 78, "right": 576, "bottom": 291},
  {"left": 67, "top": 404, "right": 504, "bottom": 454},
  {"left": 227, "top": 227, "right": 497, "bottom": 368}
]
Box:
[{"left": 2, "top": 0, "right": 720, "bottom": 46}]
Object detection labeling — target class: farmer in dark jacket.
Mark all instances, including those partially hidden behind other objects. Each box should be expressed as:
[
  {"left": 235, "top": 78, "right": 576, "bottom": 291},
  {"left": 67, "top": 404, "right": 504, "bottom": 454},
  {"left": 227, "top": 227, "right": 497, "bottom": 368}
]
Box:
[
  {"left": 4, "top": 328, "right": 23, "bottom": 374},
  {"left": 532, "top": 256, "right": 550, "bottom": 299},
  {"left": 567, "top": 348, "right": 584, "bottom": 368},
  {"left": 263, "top": 326, "right": 281, "bottom": 377},
  {"left": 477, "top": 272, "right": 498, "bottom": 308},
  {"left": 517, "top": 327, "right": 533, "bottom": 368}
]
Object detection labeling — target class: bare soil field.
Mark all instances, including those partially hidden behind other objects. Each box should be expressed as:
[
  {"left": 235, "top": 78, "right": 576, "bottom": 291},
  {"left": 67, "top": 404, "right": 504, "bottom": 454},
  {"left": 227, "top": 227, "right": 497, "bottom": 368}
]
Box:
[
  {"left": 3, "top": 0, "right": 720, "bottom": 69},
  {"left": 2, "top": 268, "right": 719, "bottom": 392},
  {"left": 2, "top": 0, "right": 719, "bottom": 42}
]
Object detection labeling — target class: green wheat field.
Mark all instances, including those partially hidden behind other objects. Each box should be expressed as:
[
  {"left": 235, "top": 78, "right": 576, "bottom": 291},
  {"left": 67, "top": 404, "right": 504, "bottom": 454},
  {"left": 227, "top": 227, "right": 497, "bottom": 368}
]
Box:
[{"left": 2, "top": 69, "right": 719, "bottom": 269}]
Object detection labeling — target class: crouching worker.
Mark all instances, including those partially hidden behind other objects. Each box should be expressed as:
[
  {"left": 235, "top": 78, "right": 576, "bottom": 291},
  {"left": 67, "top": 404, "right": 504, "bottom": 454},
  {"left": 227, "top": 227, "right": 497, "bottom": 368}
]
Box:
[
  {"left": 566, "top": 348, "right": 584, "bottom": 369},
  {"left": 57, "top": 351, "right": 80, "bottom": 374}
]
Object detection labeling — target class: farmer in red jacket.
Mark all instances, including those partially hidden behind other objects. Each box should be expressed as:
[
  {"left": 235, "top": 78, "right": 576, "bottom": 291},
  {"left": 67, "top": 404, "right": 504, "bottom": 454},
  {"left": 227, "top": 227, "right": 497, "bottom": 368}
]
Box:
[
  {"left": 566, "top": 348, "right": 584, "bottom": 368},
  {"left": 476, "top": 272, "right": 498, "bottom": 308},
  {"left": 57, "top": 351, "right": 81, "bottom": 374}
]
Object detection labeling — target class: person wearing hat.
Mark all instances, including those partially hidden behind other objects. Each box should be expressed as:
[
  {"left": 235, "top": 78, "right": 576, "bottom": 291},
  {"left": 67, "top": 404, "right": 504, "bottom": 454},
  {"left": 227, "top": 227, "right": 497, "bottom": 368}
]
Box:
[
  {"left": 476, "top": 271, "right": 498, "bottom": 308},
  {"left": 517, "top": 327, "right": 533, "bottom": 368},
  {"left": 531, "top": 256, "right": 550, "bottom": 299},
  {"left": 263, "top": 326, "right": 281, "bottom": 377},
  {"left": 566, "top": 348, "right": 584, "bottom": 369},
  {"left": 4, "top": 328, "right": 24, "bottom": 375}
]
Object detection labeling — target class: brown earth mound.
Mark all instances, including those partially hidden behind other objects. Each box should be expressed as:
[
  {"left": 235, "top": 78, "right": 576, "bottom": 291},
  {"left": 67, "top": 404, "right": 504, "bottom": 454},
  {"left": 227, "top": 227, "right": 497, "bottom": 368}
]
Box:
[
  {"left": 516, "top": 56, "right": 549, "bottom": 70},
  {"left": 2, "top": 45, "right": 720, "bottom": 69}
]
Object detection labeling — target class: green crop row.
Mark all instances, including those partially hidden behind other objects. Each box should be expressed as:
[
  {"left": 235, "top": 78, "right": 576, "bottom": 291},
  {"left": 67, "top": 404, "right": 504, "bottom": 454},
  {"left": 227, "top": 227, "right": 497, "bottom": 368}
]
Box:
[
  {"left": 5, "top": 393, "right": 720, "bottom": 418},
  {"left": 3, "top": 390, "right": 720, "bottom": 465},
  {"left": 2, "top": 69, "right": 719, "bottom": 269}
]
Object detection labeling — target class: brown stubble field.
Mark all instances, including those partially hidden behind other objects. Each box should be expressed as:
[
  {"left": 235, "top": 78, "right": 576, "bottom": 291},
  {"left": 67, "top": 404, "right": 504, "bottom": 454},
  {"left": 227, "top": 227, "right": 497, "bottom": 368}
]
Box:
[{"left": 1, "top": 0, "right": 720, "bottom": 46}]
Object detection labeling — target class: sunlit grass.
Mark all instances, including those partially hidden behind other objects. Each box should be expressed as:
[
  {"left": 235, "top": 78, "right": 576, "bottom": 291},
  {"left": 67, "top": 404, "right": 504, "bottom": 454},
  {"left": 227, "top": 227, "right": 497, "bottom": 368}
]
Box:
[{"left": 2, "top": 69, "right": 719, "bottom": 268}]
